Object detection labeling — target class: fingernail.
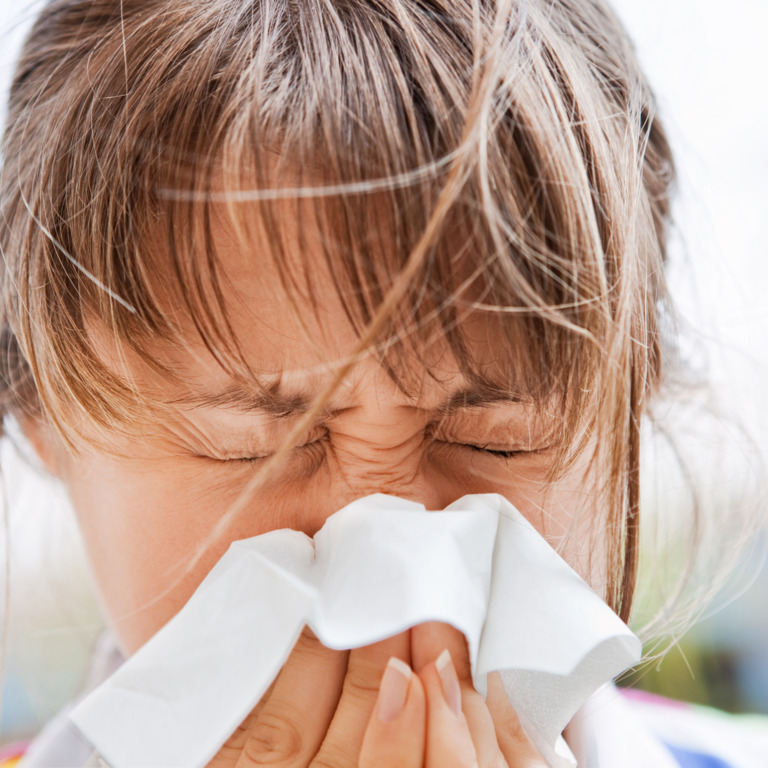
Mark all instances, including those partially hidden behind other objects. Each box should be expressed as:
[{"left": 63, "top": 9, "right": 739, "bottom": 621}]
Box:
[
  {"left": 436, "top": 649, "right": 462, "bottom": 717},
  {"left": 376, "top": 657, "right": 412, "bottom": 724}
]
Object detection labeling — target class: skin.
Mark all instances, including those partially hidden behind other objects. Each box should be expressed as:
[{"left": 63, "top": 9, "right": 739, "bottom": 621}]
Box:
[{"left": 28, "top": 200, "right": 602, "bottom": 767}]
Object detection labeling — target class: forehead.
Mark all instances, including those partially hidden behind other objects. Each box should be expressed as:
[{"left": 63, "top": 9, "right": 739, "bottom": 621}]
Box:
[{"left": 95, "top": 193, "right": 527, "bottom": 411}]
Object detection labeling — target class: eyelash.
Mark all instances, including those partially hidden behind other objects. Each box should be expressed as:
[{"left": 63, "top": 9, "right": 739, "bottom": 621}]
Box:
[
  {"left": 219, "top": 438, "right": 526, "bottom": 465},
  {"left": 431, "top": 441, "right": 526, "bottom": 463},
  {"left": 221, "top": 435, "right": 328, "bottom": 466},
  {"left": 464, "top": 444, "right": 524, "bottom": 459}
]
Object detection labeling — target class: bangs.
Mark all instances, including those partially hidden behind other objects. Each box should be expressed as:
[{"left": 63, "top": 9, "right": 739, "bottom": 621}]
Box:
[
  {"left": 0, "top": 0, "right": 675, "bottom": 618},
  {"left": 11, "top": 0, "right": 623, "bottom": 409}
]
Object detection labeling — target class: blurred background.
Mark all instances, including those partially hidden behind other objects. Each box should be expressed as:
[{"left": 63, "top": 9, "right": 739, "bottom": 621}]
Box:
[
  {"left": 0, "top": 0, "right": 766, "bottom": 745},
  {"left": 610, "top": 0, "right": 768, "bottom": 715}
]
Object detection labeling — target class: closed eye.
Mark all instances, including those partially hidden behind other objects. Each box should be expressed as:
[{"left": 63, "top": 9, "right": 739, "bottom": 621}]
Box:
[
  {"left": 427, "top": 439, "right": 529, "bottom": 463},
  {"left": 202, "top": 433, "right": 329, "bottom": 466},
  {"left": 465, "top": 444, "right": 525, "bottom": 459}
]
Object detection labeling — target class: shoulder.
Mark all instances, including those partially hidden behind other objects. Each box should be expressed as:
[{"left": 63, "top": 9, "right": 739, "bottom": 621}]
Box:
[
  {"left": 621, "top": 688, "right": 768, "bottom": 768},
  {"left": 15, "top": 705, "right": 94, "bottom": 768},
  {"left": 16, "top": 635, "right": 123, "bottom": 768}
]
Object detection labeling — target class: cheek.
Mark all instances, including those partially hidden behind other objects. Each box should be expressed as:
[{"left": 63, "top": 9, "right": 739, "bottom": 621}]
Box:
[
  {"left": 430, "top": 447, "right": 606, "bottom": 587},
  {"left": 61, "top": 457, "right": 206, "bottom": 654},
  {"left": 530, "top": 452, "right": 607, "bottom": 593},
  {"left": 424, "top": 447, "right": 553, "bottom": 526},
  {"left": 60, "top": 451, "right": 323, "bottom": 654},
  {"left": 60, "top": 441, "right": 605, "bottom": 654}
]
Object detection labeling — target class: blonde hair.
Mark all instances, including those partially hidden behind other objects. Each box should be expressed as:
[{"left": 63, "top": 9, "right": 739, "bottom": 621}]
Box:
[{"left": 0, "top": 0, "right": 674, "bottom": 621}]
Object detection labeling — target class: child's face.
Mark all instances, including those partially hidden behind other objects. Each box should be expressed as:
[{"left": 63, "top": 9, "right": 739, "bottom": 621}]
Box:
[{"left": 35, "top": 202, "right": 601, "bottom": 655}]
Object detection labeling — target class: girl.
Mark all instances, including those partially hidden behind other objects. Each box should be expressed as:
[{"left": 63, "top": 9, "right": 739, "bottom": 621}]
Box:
[{"left": 0, "top": 0, "right": 763, "bottom": 765}]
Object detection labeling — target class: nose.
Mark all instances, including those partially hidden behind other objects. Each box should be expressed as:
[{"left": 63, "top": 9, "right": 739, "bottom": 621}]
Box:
[
  {"left": 290, "top": 362, "right": 466, "bottom": 534},
  {"left": 333, "top": 463, "right": 451, "bottom": 513},
  {"left": 316, "top": 425, "right": 458, "bottom": 525},
  {"left": 295, "top": 437, "right": 458, "bottom": 537}
]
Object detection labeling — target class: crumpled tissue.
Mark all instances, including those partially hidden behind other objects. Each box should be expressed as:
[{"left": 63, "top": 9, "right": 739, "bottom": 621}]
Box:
[{"left": 70, "top": 493, "right": 641, "bottom": 768}]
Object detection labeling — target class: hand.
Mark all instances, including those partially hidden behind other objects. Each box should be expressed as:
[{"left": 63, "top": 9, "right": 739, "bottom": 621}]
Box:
[
  {"left": 361, "top": 622, "right": 548, "bottom": 768},
  {"left": 206, "top": 622, "right": 547, "bottom": 768}
]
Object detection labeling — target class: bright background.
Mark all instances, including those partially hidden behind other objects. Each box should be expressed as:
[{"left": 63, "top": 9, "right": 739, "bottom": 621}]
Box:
[
  {"left": 0, "top": 0, "right": 766, "bottom": 742},
  {"left": 609, "top": 0, "right": 768, "bottom": 714}
]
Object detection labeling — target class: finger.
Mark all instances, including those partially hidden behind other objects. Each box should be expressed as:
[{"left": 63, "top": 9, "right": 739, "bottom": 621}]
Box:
[
  {"left": 420, "top": 653, "right": 479, "bottom": 768},
  {"left": 410, "top": 621, "right": 472, "bottom": 678},
  {"left": 206, "top": 682, "right": 272, "bottom": 768},
  {"left": 485, "top": 673, "right": 547, "bottom": 767},
  {"left": 310, "top": 631, "right": 412, "bottom": 768},
  {"left": 412, "top": 623, "right": 506, "bottom": 767},
  {"left": 232, "top": 626, "right": 348, "bottom": 768},
  {"left": 359, "top": 657, "right": 426, "bottom": 768}
]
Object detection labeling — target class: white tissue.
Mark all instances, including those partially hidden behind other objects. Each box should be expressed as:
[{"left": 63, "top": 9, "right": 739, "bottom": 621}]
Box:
[{"left": 70, "top": 493, "right": 641, "bottom": 768}]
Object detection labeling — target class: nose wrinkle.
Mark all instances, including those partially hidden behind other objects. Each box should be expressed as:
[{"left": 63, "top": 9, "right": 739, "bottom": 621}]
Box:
[
  {"left": 342, "top": 474, "right": 439, "bottom": 508},
  {"left": 349, "top": 467, "right": 424, "bottom": 498},
  {"left": 327, "top": 431, "right": 437, "bottom": 505}
]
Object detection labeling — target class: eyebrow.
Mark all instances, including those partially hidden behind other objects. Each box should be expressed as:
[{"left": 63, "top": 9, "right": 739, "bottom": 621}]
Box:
[
  {"left": 440, "top": 384, "right": 526, "bottom": 411},
  {"left": 172, "top": 377, "right": 527, "bottom": 417},
  {"left": 171, "top": 383, "right": 313, "bottom": 416}
]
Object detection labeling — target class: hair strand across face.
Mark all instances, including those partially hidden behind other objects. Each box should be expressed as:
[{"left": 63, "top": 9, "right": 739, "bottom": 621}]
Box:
[{"left": 0, "top": 0, "right": 676, "bottom": 619}]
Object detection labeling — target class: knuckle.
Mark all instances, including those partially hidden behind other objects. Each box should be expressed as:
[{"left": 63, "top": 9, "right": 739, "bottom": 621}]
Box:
[
  {"left": 495, "top": 703, "right": 527, "bottom": 741},
  {"left": 342, "top": 661, "right": 383, "bottom": 704},
  {"left": 311, "top": 744, "right": 356, "bottom": 768},
  {"left": 292, "top": 626, "right": 332, "bottom": 663},
  {"left": 242, "top": 709, "right": 303, "bottom": 765},
  {"left": 309, "top": 759, "right": 336, "bottom": 768},
  {"left": 209, "top": 706, "right": 263, "bottom": 763}
]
